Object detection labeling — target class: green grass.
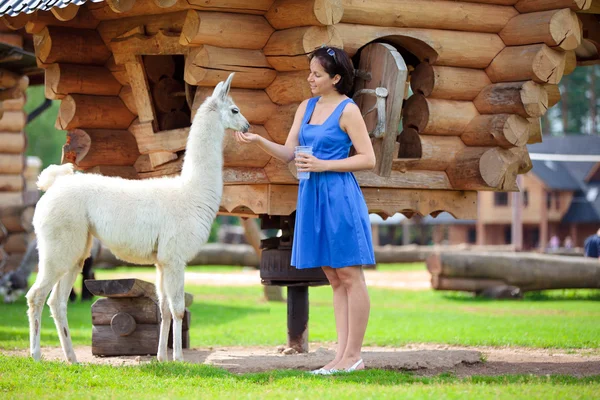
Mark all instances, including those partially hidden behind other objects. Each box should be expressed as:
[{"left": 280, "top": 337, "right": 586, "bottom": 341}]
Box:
[
  {"left": 373, "top": 262, "right": 426, "bottom": 271},
  {"left": 1, "top": 355, "right": 599, "bottom": 400},
  {"left": 1, "top": 272, "right": 599, "bottom": 350}
]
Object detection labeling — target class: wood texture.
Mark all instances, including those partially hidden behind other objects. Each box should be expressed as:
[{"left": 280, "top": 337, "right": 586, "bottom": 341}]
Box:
[
  {"left": 34, "top": 26, "right": 111, "bottom": 65},
  {"left": 266, "top": 71, "right": 313, "bottom": 105},
  {"left": 395, "top": 129, "right": 465, "bottom": 171},
  {"left": 499, "top": 9, "right": 581, "bottom": 51},
  {"left": 45, "top": 63, "right": 121, "bottom": 99},
  {"left": 266, "top": 0, "right": 343, "bottom": 29},
  {"left": 473, "top": 81, "right": 548, "bottom": 118},
  {"left": 185, "top": 45, "right": 276, "bottom": 88},
  {"left": 62, "top": 129, "right": 140, "bottom": 169},
  {"left": 446, "top": 147, "right": 521, "bottom": 191},
  {"left": 180, "top": 10, "right": 273, "bottom": 49},
  {"left": 264, "top": 26, "right": 343, "bottom": 71},
  {"left": 341, "top": 0, "right": 517, "bottom": 33},
  {"left": 402, "top": 94, "right": 479, "bottom": 135},
  {"left": 485, "top": 44, "right": 566, "bottom": 84},
  {"left": 335, "top": 23, "right": 505, "bottom": 68},
  {"left": 56, "top": 95, "right": 135, "bottom": 130},
  {"left": 410, "top": 64, "right": 491, "bottom": 101},
  {"left": 462, "top": 114, "right": 530, "bottom": 148},
  {"left": 0, "top": 132, "right": 26, "bottom": 153}
]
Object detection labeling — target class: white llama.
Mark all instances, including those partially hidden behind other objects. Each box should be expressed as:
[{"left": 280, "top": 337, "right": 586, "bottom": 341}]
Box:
[{"left": 27, "top": 73, "right": 249, "bottom": 363}]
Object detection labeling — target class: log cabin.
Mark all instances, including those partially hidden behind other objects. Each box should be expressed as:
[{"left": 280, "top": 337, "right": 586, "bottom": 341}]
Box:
[{"left": 0, "top": 0, "right": 598, "bottom": 234}]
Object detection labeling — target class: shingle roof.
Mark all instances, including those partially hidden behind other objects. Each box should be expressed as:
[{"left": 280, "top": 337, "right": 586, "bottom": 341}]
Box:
[
  {"left": 531, "top": 160, "right": 584, "bottom": 190},
  {"left": 0, "top": 0, "right": 103, "bottom": 17}
]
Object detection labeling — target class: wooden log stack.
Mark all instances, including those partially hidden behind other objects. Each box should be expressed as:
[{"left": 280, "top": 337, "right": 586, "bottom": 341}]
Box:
[
  {"left": 0, "top": 27, "right": 40, "bottom": 272},
  {"left": 86, "top": 278, "right": 193, "bottom": 356},
  {"left": 427, "top": 251, "right": 600, "bottom": 296},
  {"left": 0, "top": 0, "right": 588, "bottom": 218}
]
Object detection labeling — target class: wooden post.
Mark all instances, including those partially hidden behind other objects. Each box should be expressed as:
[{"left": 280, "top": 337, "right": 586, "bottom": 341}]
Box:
[
  {"left": 511, "top": 175, "right": 523, "bottom": 251},
  {"left": 539, "top": 188, "right": 549, "bottom": 251},
  {"left": 287, "top": 286, "right": 308, "bottom": 353},
  {"left": 476, "top": 192, "right": 485, "bottom": 245}
]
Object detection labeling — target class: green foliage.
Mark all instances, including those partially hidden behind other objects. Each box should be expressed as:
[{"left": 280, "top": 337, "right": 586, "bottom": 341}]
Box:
[{"left": 23, "top": 86, "right": 65, "bottom": 169}]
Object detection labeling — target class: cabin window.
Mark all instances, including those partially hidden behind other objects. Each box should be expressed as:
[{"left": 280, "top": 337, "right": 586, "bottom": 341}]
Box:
[
  {"left": 554, "top": 191, "right": 560, "bottom": 209},
  {"left": 546, "top": 192, "right": 552, "bottom": 209},
  {"left": 467, "top": 228, "right": 476, "bottom": 244},
  {"left": 494, "top": 192, "right": 509, "bottom": 206},
  {"left": 522, "top": 190, "right": 529, "bottom": 207}
]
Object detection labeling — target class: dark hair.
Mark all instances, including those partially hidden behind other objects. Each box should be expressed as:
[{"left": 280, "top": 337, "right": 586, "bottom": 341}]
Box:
[{"left": 309, "top": 46, "right": 354, "bottom": 95}]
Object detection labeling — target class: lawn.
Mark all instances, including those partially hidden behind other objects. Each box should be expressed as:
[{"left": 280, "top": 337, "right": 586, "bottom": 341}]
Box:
[{"left": 1, "top": 265, "right": 599, "bottom": 399}]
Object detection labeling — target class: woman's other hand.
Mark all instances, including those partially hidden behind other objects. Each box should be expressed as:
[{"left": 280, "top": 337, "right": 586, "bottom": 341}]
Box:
[
  {"left": 295, "top": 152, "right": 328, "bottom": 173},
  {"left": 234, "top": 131, "right": 261, "bottom": 144}
]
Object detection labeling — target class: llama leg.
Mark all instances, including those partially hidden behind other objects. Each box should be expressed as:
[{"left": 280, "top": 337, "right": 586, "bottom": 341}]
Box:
[
  {"left": 47, "top": 267, "right": 80, "bottom": 363},
  {"left": 156, "top": 265, "right": 171, "bottom": 362},
  {"left": 163, "top": 265, "right": 186, "bottom": 362},
  {"left": 26, "top": 270, "right": 61, "bottom": 361}
]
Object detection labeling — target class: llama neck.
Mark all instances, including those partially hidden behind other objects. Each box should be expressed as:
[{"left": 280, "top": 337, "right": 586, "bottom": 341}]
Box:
[{"left": 180, "top": 107, "right": 224, "bottom": 186}]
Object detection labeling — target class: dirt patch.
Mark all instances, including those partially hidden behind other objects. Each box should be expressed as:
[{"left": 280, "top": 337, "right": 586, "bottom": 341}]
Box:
[{"left": 3, "top": 344, "right": 599, "bottom": 377}]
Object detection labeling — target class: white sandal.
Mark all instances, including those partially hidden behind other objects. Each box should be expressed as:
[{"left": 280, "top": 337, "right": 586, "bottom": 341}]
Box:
[{"left": 330, "top": 359, "right": 364, "bottom": 373}]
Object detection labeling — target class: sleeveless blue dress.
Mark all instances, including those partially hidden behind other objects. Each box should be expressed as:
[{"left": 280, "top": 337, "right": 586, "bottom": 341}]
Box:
[{"left": 291, "top": 97, "right": 376, "bottom": 269}]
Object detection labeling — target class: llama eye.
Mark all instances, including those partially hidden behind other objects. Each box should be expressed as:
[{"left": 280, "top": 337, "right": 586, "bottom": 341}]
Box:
[{"left": 232, "top": 108, "right": 239, "bottom": 114}]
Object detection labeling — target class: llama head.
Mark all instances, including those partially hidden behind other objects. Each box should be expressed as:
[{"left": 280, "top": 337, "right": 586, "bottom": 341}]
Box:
[{"left": 208, "top": 73, "right": 250, "bottom": 133}]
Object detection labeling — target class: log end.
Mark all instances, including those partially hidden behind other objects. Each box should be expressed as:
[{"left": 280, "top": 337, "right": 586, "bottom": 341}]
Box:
[
  {"left": 426, "top": 252, "right": 442, "bottom": 275},
  {"left": 550, "top": 9, "right": 582, "bottom": 51},
  {"left": 480, "top": 148, "right": 520, "bottom": 190},
  {"left": 303, "top": 25, "right": 343, "bottom": 54},
  {"left": 533, "top": 46, "right": 566, "bottom": 85},
  {"left": 409, "top": 63, "right": 434, "bottom": 97},
  {"left": 314, "top": 0, "right": 344, "bottom": 26},
  {"left": 402, "top": 94, "right": 429, "bottom": 132},
  {"left": 521, "top": 81, "right": 549, "bottom": 118},
  {"left": 33, "top": 26, "right": 51, "bottom": 64},
  {"left": 503, "top": 115, "right": 530, "bottom": 148}
]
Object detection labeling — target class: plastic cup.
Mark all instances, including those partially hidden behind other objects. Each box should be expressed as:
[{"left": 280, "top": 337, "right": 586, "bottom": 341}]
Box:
[{"left": 294, "top": 146, "right": 313, "bottom": 180}]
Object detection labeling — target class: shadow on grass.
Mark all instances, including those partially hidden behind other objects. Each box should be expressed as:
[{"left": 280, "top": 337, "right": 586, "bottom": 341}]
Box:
[{"left": 440, "top": 289, "right": 600, "bottom": 303}]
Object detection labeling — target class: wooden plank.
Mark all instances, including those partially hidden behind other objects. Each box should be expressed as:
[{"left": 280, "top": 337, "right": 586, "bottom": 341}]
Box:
[
  {"left": 85, "top": 279, "right": 193, "bottom": 307},
  {"left": 91, "top": 297, "right": 159, "bottom": 325},
  {"left": 125, "top": 57, "right": 157, "bottom": 125},
  {"left": 92, "top": 324, "right": 159, "bottom": 356},
  {"left": 111, "top": 31, "right": 189, "bottom": 65}
]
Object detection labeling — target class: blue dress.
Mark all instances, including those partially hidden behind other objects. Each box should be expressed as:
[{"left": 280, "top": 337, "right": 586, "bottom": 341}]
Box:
[{"left": 291, "top": 97, "right": 376, "bottom": 269}]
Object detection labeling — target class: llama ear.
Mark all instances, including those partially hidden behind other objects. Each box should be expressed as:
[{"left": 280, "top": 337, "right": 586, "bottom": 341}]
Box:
[
  {"left": 212, "top": 81, "right": 224, "bottom": 99},
  {"left": 221, "top": 73, "right": 235, "bottom": 99}
]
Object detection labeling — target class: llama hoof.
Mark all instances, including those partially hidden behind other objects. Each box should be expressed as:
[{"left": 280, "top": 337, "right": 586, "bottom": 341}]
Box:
[
  {"left": 157, "top": 353, "right": 168, "bottom": 362},
  {"left": 31, "top": 350, "right": 41, "bottom": 361}
]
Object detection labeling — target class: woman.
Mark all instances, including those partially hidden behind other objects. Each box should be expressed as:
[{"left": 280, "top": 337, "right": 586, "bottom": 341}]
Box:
[{"left": 235, "top": 46, "right": 376, "bottom": 373}]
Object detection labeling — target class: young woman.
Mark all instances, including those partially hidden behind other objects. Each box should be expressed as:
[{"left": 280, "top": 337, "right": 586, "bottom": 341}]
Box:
[{"left": 235, "top": 46, "right": 376, "bottom": 373}]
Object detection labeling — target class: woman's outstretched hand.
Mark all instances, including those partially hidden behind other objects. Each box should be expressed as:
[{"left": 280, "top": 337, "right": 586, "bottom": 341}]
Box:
[
  {"left": 295, "top": 152, "right": 328, "bottom": 173},
  {"left": 234, "top": 131, "right": 261, "bottom": 144}
]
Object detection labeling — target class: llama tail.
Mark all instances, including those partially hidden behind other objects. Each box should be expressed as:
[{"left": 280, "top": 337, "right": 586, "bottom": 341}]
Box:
[{"left": 36, "top": 163, "right": 74, "bottom": 191}]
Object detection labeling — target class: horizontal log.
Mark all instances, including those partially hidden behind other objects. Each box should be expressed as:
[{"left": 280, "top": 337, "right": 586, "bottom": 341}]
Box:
[
  {"left": 0, "top": 190, "right": 38, "bottom": 208},
  {"left": 355, "top": 169, "right": 453, "bottom": 189},
  {"left": 34, "top": 26, "right": 111, "bottom": 65},
  {"left": 91, "top": 297, "right": 159, "bottom": 326},
  {"left": 427, "top": 251, "right": 600, "bottom": 291},
  {"left": 192, "top": 87, "right": 277, "bottom": 124},
  {"left": 45, "top": 63, "right": 121, "bottom": 99},
  {"left": 89, "top": 0, "right": 274, "bottom": 20},
  {"left": 184, "top": 45, "right": 276, "bottom": 89},
  {"left": 0, "top": 69, "right": 28, "bottom": 89},
  {"left": 0, "top": 206, "right": 34, "bottom": 233},
  {"left": 265, "top": 71, "right": 313, "bottom": 105},
  {"left": 85, "top": 278, "right": 193, "bottom": 306},
  {"left": 0, "top": 153, "right": 25, "bottom": 175},
  {"left": 91, "top": 324, "right": 159, "bottom": 356},
  {"left": 135, "top": 128, "right": 189, "bottom": 154},
  {"left": 341, "top": 0, "right": 517, "bottom": 33},
  {"left": 395, "top": 128, "right": 465, "bottom": 171},
  {"left": 223, "top": 125, "right": 272, "bottom": 168},
  {"left": 446, "top": 147, "right": 520, "bottom": 191},
  {"left": 264, "top": 103, "right": 299, "bottom": 144},
  {"left": 180, "top": 10, "right": 274, "bottom": 49},
  {"left": 0, "top": 132, "right": 26, "bottom": 153},
  {"left": 111, "top": 31, "right": 188, "bottom": 65},
  {"left": 431, "top": 275, "right": 508, "bottom": 292},
  {"left": 97, "top": 11, "right": 187, "bottom": 45},
  {"left": 2, "top": 96, "right": 26, "bottom": 111},
  {"left": 20, "top": 8, "right": 100, "bottom": 34},
  {"left": 56, "top": 95, "right": 136, "bottom": 130},
  {"left": 402, "top": 94, "right": 479, "bottom": 135},
  {"left": 0, "top": 174, "right": 24, "bottom": 192},
  {"left": 514, "top": 0, "right": 591, "bottom": 13},
  {"left": 266, "top": 0, "right": 343, "bottom": 29},
  {"left": 335, "top": 23, "right": 504, "bottom": 68},
  {"left": 4, "top": 232, "right": 28, "bottom": 253},
  {"left": 474, "top": 81, "right": 548, "bottom": 118},
  {"left": 264, "top": 26, "right": 343, "bottom": 71},
  {"left": 410, "top": 64, "right": 491, "bottom": 101},
  {"left": 62, "top": 129, "right": 140, "bottom": 169},
  {"left": 499, "top": 9, "right": 581, "bottom": 51},
  {"left": 0, "top": 111, "right": 26, "bottom": 132},
  {"left": 223, "top": 167, "right": 270, "bottom": 184},
  {"left": 462, "top": 114, "right": 530, "bottom": 148},
  {"left": 153, "top": 77, "right": 185, "bottom": 113},
  {"left": 485, "top": 44, "right": 566, "bottom": 84}
]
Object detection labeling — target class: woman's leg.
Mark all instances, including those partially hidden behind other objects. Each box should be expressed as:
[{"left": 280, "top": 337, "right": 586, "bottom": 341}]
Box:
[
  {"left": 321, "top": 266, "right": 348, "bottom": 370},
  {"left": 332, "top": 266, "right": 370, "bottom": 370}
]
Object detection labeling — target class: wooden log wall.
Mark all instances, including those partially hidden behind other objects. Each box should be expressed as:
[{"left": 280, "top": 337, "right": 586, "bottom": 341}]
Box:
[
  {"left": 0, "top": 31, "right": 39, "bottom": 270},
  {"left": 0, "top": 0, "right": 585, "bottom": 217}
]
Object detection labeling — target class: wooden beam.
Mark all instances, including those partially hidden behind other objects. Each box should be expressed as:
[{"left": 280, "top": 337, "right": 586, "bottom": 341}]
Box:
[
  {"left": 62, "top": 129, "right": 140, "bottom": 169},
  {"left": 474, "top": 81, "right": 548, "bottom": 118},
  {"left": 111, "top": 31, "right": 188, "bottom": 65},
  {"left": 395, "top": 128, "right": 465, "bottom": 171},
  {"left": 265, "top": 71, "right": 313, "bottom": 105},
  {"left": 446, "top": 147, "right": 521, "bottom": 191},
  {"left": 514, "top": 0, "right": 591, "bottom": 13},
  {"left": 34, "top": 26, "right": 111, "bottom": 65},
  {"left": 410, "top": 64, "right": 491, "bottom": 101},
  {"left": 462, "top": 114, "right": 530, "bottom": 148},
  {"left": 402, "top": 94, "right": 479, "bottom": 135},
  {"left": 266, "top": 0, "right": 344, "bottom": 30},
  {"left": 56, "top": 95, "right": 136, "bottom": 130},
  {"left": 486, "top": 44, "right": 566, "bottom": 84},
  {"left": 45, "top": 63, "right": 121, "bottom": 99},
  {"left": 192, "top": 87, "right": 277, "bottom": 124}
]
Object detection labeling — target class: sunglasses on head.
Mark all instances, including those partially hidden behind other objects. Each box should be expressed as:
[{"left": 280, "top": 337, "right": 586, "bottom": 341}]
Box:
[{"left": 320, "top": 45, "right": 337, "bottom": 65}]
